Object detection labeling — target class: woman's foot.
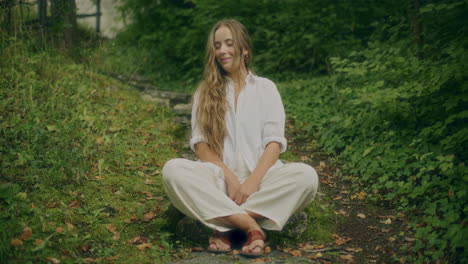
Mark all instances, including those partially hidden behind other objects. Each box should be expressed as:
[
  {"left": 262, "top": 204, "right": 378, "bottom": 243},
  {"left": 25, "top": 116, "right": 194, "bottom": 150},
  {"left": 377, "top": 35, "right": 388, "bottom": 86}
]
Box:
[
  {"left": 207, "top": 231, "right": 232, "bottom": 253},
  {"left": 240, "top": 228, "right": 266, "bottom": 257}
]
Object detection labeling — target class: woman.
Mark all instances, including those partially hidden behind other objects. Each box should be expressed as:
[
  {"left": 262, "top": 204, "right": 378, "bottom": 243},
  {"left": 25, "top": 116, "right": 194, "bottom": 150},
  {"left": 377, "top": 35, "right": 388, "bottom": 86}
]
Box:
[{"left": 162, "top": 19, "right": 319, "bottom": 257}]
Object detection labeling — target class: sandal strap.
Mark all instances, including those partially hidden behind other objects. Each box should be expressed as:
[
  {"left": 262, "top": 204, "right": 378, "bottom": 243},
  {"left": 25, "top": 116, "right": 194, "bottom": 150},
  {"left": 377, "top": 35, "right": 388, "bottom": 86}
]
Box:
[
  {"left": 210, "top": 232, "right": 231, "bottom": 246},
  {"left": 244, "top": 230, "right": 265, "bottom": 246}
]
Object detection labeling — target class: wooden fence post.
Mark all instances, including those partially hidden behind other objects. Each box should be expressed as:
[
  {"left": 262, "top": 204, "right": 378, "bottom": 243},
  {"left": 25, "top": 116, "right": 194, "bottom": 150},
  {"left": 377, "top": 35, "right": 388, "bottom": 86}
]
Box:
[{"left": 96, "top": 0, "right": 101, "bottom": 33}]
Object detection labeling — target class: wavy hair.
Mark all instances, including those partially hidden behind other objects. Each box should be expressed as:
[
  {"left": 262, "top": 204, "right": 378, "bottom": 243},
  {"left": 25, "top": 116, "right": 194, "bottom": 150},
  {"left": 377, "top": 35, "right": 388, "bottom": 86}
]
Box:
[{"left": 195, "top": 19, "right": 253, "bottom": 158}]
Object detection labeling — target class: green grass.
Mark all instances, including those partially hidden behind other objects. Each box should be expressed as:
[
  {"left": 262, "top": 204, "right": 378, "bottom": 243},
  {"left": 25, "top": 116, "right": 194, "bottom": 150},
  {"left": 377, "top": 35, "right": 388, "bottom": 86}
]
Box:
[{"left": 0, "top": 37, "right": 181, "bottom": 263}]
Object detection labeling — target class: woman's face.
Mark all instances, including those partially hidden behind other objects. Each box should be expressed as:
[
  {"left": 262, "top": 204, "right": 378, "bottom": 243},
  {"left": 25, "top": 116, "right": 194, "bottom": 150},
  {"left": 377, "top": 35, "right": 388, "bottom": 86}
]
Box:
[{"left": 214, "top": 26, "right": 237, "bottom": 74}]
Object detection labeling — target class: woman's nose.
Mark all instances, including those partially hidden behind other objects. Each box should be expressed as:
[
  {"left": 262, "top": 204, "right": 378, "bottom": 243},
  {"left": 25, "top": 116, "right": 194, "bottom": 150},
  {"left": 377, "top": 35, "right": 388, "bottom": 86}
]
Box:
[{"left": 220, "top": 44, "right": 228, "bottom": 54}]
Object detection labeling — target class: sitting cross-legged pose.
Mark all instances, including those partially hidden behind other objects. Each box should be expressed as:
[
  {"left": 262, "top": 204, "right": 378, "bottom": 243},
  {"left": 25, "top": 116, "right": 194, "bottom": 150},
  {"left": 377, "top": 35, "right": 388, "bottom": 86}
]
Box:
[{"left": 162, "top": 18, "right": 319, "bottom": 257}]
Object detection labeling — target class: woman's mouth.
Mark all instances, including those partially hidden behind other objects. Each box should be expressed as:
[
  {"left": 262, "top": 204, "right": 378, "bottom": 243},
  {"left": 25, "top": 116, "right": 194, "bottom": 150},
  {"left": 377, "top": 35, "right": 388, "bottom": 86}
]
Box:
[{"left": 220, "top": 57, "right": 231, "bottom": 63}]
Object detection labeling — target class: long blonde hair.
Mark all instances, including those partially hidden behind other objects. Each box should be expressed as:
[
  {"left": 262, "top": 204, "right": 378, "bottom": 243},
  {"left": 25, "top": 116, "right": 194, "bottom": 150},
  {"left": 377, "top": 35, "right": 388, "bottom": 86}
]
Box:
[{"left": 195, "top": 19, "right": 253, "bottom": 158}]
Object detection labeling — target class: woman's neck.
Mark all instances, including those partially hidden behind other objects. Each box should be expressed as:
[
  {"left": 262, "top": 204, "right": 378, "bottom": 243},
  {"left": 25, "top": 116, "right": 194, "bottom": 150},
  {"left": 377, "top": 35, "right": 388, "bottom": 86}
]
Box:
[{"left": 228, "top": 67, "right": 248, "bottom": 87}]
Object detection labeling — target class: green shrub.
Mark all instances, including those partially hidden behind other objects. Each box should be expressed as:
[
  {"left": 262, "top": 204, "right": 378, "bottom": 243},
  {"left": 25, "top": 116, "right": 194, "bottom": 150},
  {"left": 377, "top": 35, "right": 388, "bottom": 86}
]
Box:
[{"left": 278, "top": 1, "right": 468, "bottom": 262}]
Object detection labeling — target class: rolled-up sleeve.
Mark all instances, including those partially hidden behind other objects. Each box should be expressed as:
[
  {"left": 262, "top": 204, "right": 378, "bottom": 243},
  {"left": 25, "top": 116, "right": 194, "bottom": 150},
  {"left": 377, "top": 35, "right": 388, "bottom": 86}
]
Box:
[
  {"left": 261, "top": 82, "right": 287, "bottom": 153},
  {"left": 190, "top": 90, "right": 204, "bottom": 152}
]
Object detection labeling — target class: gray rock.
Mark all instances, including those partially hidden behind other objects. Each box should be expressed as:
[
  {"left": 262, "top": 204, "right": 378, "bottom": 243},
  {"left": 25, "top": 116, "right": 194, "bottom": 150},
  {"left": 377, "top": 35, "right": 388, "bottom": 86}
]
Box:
[
  {"left": 173, "top": 103, "right": 192, "bottom": 115},
  {"left": 282, "top": 211, "right": 308, "bottom": 238}
]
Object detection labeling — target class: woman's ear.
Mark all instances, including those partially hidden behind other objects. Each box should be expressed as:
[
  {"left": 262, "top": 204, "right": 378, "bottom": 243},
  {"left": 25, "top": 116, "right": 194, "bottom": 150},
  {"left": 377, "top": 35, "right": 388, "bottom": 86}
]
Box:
[{"left": 242, "top": 49, "right": 249, "bottom": 56}]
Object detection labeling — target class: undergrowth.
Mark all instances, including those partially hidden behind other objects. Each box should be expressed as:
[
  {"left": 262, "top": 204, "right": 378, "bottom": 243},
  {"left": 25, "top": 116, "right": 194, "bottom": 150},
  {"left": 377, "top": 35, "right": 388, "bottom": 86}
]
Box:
[{"left": 0, "top": 36, "right": 181, "bottom": 263}]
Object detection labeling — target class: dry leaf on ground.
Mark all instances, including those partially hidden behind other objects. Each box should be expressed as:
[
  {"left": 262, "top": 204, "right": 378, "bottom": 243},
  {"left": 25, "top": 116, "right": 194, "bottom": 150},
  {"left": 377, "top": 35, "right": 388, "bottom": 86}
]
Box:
[
  {"left": 106, "top": 224, "right": 116, "bottom": 233},
  {"left": 11, "top": 239, "right": 23, "bottom": 247},
  {"left": 20, "top": 227, "right": 33, "bottom": 240},
  {"left": 341, "top": 254, "right": 354, "bottom": 263},
  {"left": 143, "top": 211, "right": 156, "bottom": 221},
  {"left": 337, "top": 210, "right": 349, "bottom": 216},
  {"left": 381, "top": 218, "right": 392, "bottom": 225},
  {"left": 46, "top": 257, "right": 61, "bottom": 264},
  {"left": 149, "top": 170, "right": 160, "bottom": 176},
  {"left": 137, "top": 243, "right": 152, "bottom": 251},
  {"left": 66, "top": 223, "right": 75, "bottom": 231},
  {"left": 333, "top": 234, "right": 352, "bottom": 245},
  {"left": 144, "top": 179, "right": 154, "bottom": 185},
  {"left": 289, "top": 250, "right": 302, "bottom": 256},
  {"left": 346, "top": 247, "right": 363, "bottom": 253},
  {"left": 357, "top": 213, "right": 366, "bottom": 218}
]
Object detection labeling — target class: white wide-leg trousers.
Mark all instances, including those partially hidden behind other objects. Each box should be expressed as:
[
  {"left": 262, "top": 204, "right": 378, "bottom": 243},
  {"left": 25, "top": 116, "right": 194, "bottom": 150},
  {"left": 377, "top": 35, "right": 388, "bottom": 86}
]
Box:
[{"left": 162, "top": 158, "right": 319, "bottom": 232}]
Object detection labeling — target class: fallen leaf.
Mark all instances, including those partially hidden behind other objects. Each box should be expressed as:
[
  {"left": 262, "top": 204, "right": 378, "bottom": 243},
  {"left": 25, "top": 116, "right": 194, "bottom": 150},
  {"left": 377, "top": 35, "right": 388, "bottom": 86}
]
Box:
[
  {"left": 106, "top": 224, "right": 116, "bottom": 233},
  {"left": 128, "top": 237, "right": 145, "bottom": 245},
  {"left": 333, "top": 233, "right": 352, "bottom": 245},
  {"left": 315, "top": 252, "right": 323, "bottom": 258},
  {"left": 69, "top": 200, "right": 81, "bottom": 208},
  {"left": 264, "top": 246, "right": 271, "bottom": 253},
  {"left": 46, "top": 257, "right": 61, "bottom": 264},
  {"left": 143, "top": 211, "right": 156, "bottom": 221},
  {"left": 356, "top": 191, "right": 367, "bottom": 200},
  {"left": 319, "top": 161, "right": 326, "bottom": 168},
  {"left": 66, "top": 223, "right": 75, "bottom": 231},
  {"left": 55, "top": 227, "right": 64, "bottom": 234},
  {"left": 333, "top": 195, "right": 343, "bottom": 200},
  {"left": 95, "top": 137, "right": 104, "bottom": 145},
  {"left": 378, "top": 215, "right": 396, "bottom": 219},
  {"left": 189, "top": 247, "right": 205, "bottom": 252},
  {"left": 289, "top": 250, "right": 302, "bottom": 256},
  {"left": 112, "top": 232, "right": 120, "bottom": 240},
  {"left": 337, "top": 210, "right": 349, "bottom": 217},
  {"left": 35, "top": 239, "right": 45, "bottom": 246},
  {"left": 149, "top": 170, "right": 160, "bottom": 176},
  {"left": 388, "top": 237, "right": 396, "bottom": 242},
  {"left": 144, "top": 179, "right": 154, "bottom": 185},
  {"left": 11, "top": 239, "right": 23, "bottom": 247},
  {"left": 341, "top": 254, "right": 354, "bottom": 263},
  {"left": 381, "top": 218, "right": 392, "bottom": 225},
  {"left": 20, "top": 227, "right": 33, "bottom": 240},
  {"left": 319, "top": 178, "right": 330, "bottom": 184},
  {"left": 357, "top": 213, "right": 366, "bottom": 219},
  {"left": 137, "top": 243, "right": 152, "bottom": 251},
  {"left": 346, "top": 247, "right": 363, "bottom": 253},
  {"left": 300, "top": 156, "right": 309, "bottom": 162},
  {"left": 125, "top": 214, "right": 138, "bottom": 223},
  {"left": 83, "top": 258, "right": 95, "bottom": 263}
]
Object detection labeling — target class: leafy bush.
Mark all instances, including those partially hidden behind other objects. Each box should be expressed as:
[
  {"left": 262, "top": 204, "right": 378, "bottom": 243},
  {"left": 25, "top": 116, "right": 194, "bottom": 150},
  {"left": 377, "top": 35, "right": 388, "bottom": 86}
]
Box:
[
  {"left": 279, "top": 1, "right": 468, "bottom": 262},
  {"left": 114, "top": 0, "right": 400, "bottom": 88}
]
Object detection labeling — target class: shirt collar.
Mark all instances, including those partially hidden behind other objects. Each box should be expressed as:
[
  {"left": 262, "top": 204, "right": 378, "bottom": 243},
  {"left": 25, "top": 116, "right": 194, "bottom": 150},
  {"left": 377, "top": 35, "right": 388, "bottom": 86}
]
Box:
[{"left": 225, "top": 71, "right": 256, "bottom": 86}]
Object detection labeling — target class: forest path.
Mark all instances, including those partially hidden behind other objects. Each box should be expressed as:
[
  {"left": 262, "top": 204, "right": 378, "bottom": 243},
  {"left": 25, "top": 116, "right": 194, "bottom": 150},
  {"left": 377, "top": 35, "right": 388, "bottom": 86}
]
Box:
[{"left": 115, "top": 73, "right": 414, "bottom": 263}]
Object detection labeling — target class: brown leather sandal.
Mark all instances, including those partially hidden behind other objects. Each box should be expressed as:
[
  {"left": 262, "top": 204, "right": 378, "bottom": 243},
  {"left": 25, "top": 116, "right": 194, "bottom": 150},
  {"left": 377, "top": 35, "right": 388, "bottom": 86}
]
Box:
[
  {"left": 207, "top": 231, "right": 232, "bottom": 253},
  {"left": 240, "top": 230, "right": 266, "bottom": 258}
]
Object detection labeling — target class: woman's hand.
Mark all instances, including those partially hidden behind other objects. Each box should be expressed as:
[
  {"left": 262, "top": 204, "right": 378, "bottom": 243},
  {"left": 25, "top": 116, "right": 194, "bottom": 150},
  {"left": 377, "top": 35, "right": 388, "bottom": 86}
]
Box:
[
  {"left": 225, "top": 170, "right": 241, "bottom": 200},
  {"left": 233, "top": 177, "right": 261, "bottom": 205}
]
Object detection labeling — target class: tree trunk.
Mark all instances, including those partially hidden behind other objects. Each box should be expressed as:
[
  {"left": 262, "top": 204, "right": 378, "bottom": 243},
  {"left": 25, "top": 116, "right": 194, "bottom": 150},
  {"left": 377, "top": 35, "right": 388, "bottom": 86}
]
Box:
[
  {"left": 408, "top": 0, "right": 423, "bottom": 56},
  {"left": 50, "top": 0, "right": 77, "bottom": 50},
  {"left": 1, "top": 0, "right": 15, "bottom": 34}
]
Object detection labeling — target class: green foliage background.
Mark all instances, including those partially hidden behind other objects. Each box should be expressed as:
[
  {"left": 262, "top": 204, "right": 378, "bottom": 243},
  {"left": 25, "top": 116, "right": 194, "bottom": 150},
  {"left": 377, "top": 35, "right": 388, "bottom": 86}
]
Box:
[{"left": 114, "top": 0, "right": 468, "bottom": 262}]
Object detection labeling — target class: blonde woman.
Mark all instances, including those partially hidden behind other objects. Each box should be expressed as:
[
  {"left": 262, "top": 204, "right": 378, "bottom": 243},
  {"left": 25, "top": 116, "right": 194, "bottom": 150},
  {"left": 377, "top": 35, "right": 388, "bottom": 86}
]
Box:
[{"left": 162, "top": 19, "right": 319, "bottom": 257}]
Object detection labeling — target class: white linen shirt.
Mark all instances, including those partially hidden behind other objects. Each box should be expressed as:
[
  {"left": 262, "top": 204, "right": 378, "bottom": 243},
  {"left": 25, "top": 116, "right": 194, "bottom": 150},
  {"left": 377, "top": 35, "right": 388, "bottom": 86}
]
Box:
[{"left": 190, "top": 72, "right": 287, "bottom": 180}]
